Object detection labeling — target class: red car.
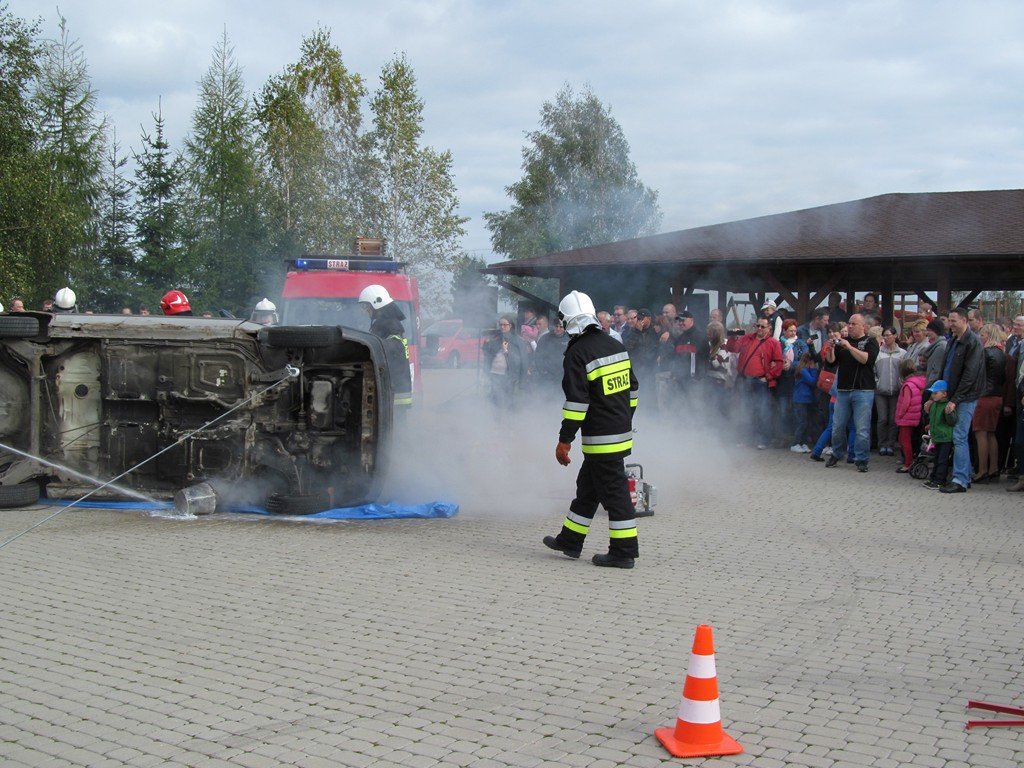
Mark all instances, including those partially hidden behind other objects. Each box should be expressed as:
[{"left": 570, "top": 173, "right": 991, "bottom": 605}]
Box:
[{"left": 421, "top": 320, "right": 485, "bottom": 369}]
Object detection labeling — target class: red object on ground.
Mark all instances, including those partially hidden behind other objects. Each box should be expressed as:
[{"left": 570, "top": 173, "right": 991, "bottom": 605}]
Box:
[
  {"left": 967, "top": 700, "right": 1024, "bottom": 728},
  {"left": 655, "top": 624, "right": 744, "bottom": 758}
]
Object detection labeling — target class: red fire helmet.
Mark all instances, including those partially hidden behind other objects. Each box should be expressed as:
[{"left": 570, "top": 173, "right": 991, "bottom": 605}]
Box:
[{"left": 160, "top": 290, "right": 192, "bottom": 315}]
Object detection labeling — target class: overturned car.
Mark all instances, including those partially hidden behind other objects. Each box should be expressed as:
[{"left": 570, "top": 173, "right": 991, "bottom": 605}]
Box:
[{"left": 0, "top": 313, "right": 391, "bottom": 513}]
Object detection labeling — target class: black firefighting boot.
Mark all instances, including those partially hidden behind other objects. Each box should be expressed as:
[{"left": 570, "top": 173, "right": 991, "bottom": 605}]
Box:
[
  {"left": 591, "top": 552, "right": 635, "bottom": 569},
  {"left": 543, "top": 536, "right": 581, "bottom": 559}
]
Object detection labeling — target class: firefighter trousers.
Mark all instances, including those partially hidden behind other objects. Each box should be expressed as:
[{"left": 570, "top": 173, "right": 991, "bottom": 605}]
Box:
[{"left": 555, "top": 456, "right": 639, "bottom": 558}]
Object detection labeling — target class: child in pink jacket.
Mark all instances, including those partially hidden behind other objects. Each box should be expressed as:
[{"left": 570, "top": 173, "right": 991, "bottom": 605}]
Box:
[{"left": 894, "top": 357, "right": 927, "bottom": 471}]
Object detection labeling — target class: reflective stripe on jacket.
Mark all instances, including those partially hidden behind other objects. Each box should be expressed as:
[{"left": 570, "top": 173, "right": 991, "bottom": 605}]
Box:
[{"left": 559, "top": 327, "right": 638, "bottom": 459}]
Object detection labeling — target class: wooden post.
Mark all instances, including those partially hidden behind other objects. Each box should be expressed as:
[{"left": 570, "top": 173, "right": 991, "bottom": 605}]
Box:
[
  {"left": 936, "top": 268, "right": 950, "bottom": 313},
  {"left": 796, "top": 266, "right": 809, "bottom": 321}
]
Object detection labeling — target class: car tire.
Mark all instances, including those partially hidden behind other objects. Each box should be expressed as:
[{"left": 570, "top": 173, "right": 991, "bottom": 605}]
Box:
[
  {"left": 0, "top": 482, "right": 40, "bottom": 509},
  {"left": 448, "top": 351, "right": 460, "bottom": 369},
  {"left": 262, "top": 326, "right": 342, "bottom": 349},
  {"left": 0, "top": 316, "right": 39, "bottom": 338},
  {"left": 265, "top": 491, "right": 333, "bottom": 515}
]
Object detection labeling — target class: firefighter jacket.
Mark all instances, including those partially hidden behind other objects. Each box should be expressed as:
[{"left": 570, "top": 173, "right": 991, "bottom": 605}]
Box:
[
  {"left": 559, "top": 326, "right": 638, "bottom": 459},
  {"left": 370, "top": 307, "right": 412, "bottom": 406}
]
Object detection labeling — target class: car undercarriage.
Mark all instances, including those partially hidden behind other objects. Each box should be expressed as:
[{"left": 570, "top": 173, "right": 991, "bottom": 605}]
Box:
[{"left": 0, "top": 313, "right": 391, "bottom": 514}]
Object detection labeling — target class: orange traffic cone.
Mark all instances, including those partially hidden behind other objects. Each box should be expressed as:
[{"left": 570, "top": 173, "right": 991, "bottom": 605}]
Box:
[{"left": 655, "top": 624, "right": 744, "bottom": 758}]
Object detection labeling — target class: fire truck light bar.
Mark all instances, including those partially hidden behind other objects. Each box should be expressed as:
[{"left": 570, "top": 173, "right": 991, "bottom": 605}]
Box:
[{"left": 291, "top": 258, "right": 400, "bottom": 273}]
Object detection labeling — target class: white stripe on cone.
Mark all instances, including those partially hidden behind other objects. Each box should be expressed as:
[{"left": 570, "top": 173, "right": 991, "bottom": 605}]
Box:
[
  {"left": 678, "top": 697, "right": 722, "bottom": 725},
  {"left": 688, "top": 653, "right": 717, "bottom": 679}
]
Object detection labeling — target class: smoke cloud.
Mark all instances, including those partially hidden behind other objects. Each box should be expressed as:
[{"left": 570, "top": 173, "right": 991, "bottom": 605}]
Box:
[{"left": 383, "top": 365, "right": 738, "bottom": 523}]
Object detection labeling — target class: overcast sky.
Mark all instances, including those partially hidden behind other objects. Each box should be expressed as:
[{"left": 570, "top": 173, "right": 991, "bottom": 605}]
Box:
[{"left": 9, "top": 0, "right": 1024, "bottom": 262}]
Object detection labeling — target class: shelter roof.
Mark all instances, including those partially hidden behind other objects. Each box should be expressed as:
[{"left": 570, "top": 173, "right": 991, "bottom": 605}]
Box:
[{"left": 482, "top": 189, "right": 1024, "bottom": 277}]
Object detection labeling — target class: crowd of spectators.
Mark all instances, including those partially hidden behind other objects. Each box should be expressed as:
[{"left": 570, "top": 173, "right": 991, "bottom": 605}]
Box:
[{"left": 482, "top": 295, "right": 1024, "bottom": 494}]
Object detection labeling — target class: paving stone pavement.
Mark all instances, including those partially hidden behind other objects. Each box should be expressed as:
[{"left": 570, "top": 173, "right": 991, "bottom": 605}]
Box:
[{"left": 1, "top": 374, "right": 1022, "bottom": 767}]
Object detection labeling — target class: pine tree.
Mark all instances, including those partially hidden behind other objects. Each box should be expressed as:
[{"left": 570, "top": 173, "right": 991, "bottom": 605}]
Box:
[
  {"left": 362, "top": 54, "right": 466, "bottom": 314},
  {"left": 182, "top": 28, "right": 267, "bottom": 313},
  {"left": 134, "top": 100, "right": 185, "bottom": 306},
  {"left": 30, "top": 12, "right": 106, "bottom": 298},
  {"left": 88, "top": 128, "right": 136, "bottom": 311},
  {"left": 0, "top": 6, "right": 42, "bottom": 302}
]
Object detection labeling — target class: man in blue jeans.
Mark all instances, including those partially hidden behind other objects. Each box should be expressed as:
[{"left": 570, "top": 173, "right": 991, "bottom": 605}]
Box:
[
  {"left": 938, "top": 307, "right": 986, "bottom": 493},
  {"left": 824, "top": 314, "right": 879, "bottom": 472}
]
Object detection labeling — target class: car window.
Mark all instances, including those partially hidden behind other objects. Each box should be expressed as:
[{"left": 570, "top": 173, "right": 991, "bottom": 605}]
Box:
[{"left": 284, "top": 298, "right": 418, "bottom": 343}]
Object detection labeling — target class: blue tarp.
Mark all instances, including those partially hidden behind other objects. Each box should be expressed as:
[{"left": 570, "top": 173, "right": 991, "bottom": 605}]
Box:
[{"left": 43, "top": 498, "right": 459, "bottom": 520}]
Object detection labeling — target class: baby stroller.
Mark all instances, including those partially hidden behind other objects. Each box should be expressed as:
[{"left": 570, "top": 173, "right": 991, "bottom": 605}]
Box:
[{"left": 908, "top": 432, "right": 934, "bottom": 480}]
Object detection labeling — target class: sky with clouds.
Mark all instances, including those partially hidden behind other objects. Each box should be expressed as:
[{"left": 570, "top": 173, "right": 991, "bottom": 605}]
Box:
[{"left": 8, "top": 0, "right": 1024, "bottom": 262}]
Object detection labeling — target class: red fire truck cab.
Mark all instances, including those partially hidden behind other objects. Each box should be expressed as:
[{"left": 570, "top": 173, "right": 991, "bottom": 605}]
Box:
[{"left": 279, "top": 239, "right": 420, "bottom": 392}]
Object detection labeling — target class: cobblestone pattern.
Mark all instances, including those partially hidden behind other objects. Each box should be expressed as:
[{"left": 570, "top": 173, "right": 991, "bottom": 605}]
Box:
[{"left": 1, "top": 424, "right": 1022, "bottom": 767}]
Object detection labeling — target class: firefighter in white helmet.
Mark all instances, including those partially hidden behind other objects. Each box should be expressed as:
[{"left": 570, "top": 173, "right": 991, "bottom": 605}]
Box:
[
  {"left": 543, "top": 290, "right": 640, "bottom": 568},
  {"left": 358, "top": 284, "right": 412, "bottom": 407},
  {"left": 250, "top": 298, "right": 278, "bottom": 326},
  {"left": 54, "top": 287, "right": 78, "bottom": 313}
]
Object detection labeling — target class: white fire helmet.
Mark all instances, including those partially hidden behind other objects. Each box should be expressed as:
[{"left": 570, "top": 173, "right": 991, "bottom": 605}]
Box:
[
  {"left": 250, "top": 297, "right": 278, "bottom": 325},
  {"left": 557, "top": 290, "right": 600, "bottom": 336},
  {"left": 54, "top": 287, "right": 77, "bottom": 312},
  {"left": 358, "top": 284, "right": 393, "bottom": 309}
]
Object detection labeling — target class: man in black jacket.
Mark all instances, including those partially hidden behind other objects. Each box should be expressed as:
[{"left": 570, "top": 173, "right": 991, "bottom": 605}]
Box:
[
  {"left": 359, "top": 284, "right": 412, "bottom": 408},
  {"left": 938, "top": 307, "right": 986, "bottom": 492},
  {"left": 624, "top": 307, "right": 658, "bottom": 384},
  {"left": 543, "top": 290, "right": 639, "bottom": 569}
]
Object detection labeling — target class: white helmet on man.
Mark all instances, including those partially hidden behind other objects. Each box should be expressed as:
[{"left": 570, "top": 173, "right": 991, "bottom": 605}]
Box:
[
  {"left": 54, "top": 287, "right": 77, "bottom": 312},
  {"left": 557, "top": 290, "right": 600, "bottom": 336},
  {"left": 250, "top": 297, "right": 278, "bottom": 325},
  {"left": 357, "top": 284, "right": 393, "bottom": 309}
]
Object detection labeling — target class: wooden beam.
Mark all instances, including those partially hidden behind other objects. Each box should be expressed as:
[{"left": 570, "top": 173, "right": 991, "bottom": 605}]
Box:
[
  {"left": 958, "top": 290, "right": 982, "bottom": 308},
  {"left": 759, "top": 268, "right": 799, "bottom": 309},
  {"left": 796, "top": 267, "right": 809, "bottom": 321},
  {"left": 494, "top": 277, "right": 559, "bottom": 313},
  {"left": 806, "top": 269, "right": 847, "bottom": 310},
  {"left": 914, "top": 290, "right": 934, "bottom": 307},
  {"left": 671, "top": 273, "right": 686, "bottom": 308},
  {"left": 883, "top": 266, "right": 895, "bottom": 324},
  {"left": 676, "top": 286, "right": 695, "bottom": 311},
  {"left": 936, "top": 269, "right": 950, "bottom": 313}
]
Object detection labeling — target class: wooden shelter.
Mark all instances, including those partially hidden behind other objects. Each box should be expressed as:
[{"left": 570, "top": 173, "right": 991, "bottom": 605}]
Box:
[{"left": 481, "top": 189, "right": 1024, "bottom": 321}]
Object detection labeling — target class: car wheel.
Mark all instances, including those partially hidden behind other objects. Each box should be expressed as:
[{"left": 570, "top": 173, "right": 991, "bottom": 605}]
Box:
[
  {"left": 265, "top": 491, "right": 333, "bottom": 515},
  {"left": 262, "top": 326, "right": 342, "bottom": 349},
  {"left": 0, "top": 316, "right": 39, "bottom": 338},
  {"left": 0, "top": 482, "right": 40, "bottom": 509},
  {"left": 448, "top": 351, "right": 460, "bottom": 369}
]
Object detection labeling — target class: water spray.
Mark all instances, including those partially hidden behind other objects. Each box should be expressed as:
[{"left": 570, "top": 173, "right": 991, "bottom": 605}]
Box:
[{"left": 0, "top": 366, "right": 301, "bottom": 552}]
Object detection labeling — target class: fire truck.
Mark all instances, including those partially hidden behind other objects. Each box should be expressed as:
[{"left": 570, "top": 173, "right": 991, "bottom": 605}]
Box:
[{"left": 278, "top": 238, "right": 420, "bottom": 392}]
